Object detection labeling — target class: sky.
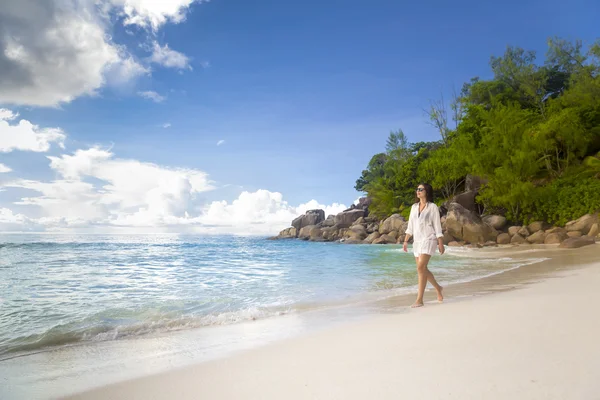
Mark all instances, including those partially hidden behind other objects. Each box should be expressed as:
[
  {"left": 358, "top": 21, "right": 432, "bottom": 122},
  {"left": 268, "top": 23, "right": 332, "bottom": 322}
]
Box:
[{"left": 0, "top": 0, "right": 598, "bottom": 234}]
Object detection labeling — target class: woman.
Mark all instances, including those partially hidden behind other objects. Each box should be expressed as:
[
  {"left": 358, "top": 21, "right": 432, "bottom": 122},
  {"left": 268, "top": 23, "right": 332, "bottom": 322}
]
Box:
[{"left": 403, "top": 183, "right": 445, "bottom": 308}]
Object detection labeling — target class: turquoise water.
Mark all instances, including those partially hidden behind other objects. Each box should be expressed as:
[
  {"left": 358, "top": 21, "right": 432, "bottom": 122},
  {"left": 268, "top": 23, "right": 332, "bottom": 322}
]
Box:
[{"left": 0, "top": 234, "right": 535, "bottom": 359}]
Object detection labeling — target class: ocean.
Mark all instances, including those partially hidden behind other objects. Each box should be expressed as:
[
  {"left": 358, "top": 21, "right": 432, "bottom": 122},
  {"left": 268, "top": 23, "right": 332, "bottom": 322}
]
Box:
[{"left": 0, "top": 234, "right": 545, "bottom": 399}]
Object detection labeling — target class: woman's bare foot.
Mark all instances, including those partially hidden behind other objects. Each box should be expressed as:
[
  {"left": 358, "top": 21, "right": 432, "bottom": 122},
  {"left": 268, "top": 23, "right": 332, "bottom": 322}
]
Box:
[
  {"left": 436, "top": 286, "right": 444, "bottom": 302},
  {"left": 411, "top": 301, "right": 424, "bottom": 308}
]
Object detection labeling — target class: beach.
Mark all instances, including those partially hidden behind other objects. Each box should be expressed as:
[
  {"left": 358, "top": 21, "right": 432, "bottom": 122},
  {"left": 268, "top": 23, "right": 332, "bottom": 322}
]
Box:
[{"left": 65, "top": 243, "right": 600, "bottom": 400}]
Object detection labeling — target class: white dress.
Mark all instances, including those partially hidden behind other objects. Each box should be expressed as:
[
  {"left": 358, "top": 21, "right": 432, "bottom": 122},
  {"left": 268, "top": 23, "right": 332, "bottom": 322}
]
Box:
[{"left": 405, "top": 202, "right": 444, "bottom": 257}]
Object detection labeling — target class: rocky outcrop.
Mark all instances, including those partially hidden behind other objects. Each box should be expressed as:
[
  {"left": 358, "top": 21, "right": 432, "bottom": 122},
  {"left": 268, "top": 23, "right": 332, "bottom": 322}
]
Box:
[
  {"left": 508, "top": 226, "right": 520, "bottom": 236},
  {"left": 510, "top": 233, "right": 527, "bottom": 244},
  {"left": 379, "top": 214, "right": 407, "bottom": 235},
  {"left": 588, "top": 223, "right": 599, "bottom": 238},
  {"left": 319, "top": 215, "right": 336, "bottom": 227},
  {"left": 445, "top": 203, "right": 497, "bottom": 244},
  {"left": 298, "top": 225, "right": 321, "bottom": 241},
  {"left": 559, "top": 236, "right": 596, "bottom": 249},
  {"left": 527, "top": 221, "right": 546, "bottom": 234},
  {"left": 364, "top": 232, "right": 381, "bottom": 244},
  {"left": 372, "top": 234, "right": 396, "bottom": 245},
  {"left": 496, "top": 233, "right": 511, "bottom": 244},
  {"left": 273, "top": 198, "right": 599, "bottom": 249},
  {"left": 517, "top": 226, "right": 529, "bottom": 237},
  {"left": 483, "top": 215, "right": 507, "bottom": 230},
  {"left": 334, "top": 209, "right": 366, "bottom": 228},
  {"left": 452, "top": 191, "right": 478, "bottom": 213},
  {"left": 565, "top": 214, "right": 598, "bottom": 235},
  {"left": 292, "top": 210, "right": 325, "bottom": 233},
  {"left": 275, "top": 227, "right": 297, "bottom": 239},
  {"left": 345, "top": 224, "right": 367, "bottom": 241},
  {"left": 545, "top": 232, "right": 568, "bottom": 244},
  {"left": 526, "top": 230, "right": 546, "bottom": 244}
]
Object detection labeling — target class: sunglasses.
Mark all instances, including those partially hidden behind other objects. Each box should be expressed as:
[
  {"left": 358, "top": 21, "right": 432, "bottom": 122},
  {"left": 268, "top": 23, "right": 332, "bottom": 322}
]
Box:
[{"left": 416, "top": 188, "right": 425, "bottom": 192}]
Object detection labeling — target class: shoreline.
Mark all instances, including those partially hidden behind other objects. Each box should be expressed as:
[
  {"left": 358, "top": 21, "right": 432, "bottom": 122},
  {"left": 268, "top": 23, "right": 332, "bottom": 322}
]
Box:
[
  {"left": 0, "top": 243, "right": 549, "bottom": 362},
  {"left": 63, "top": 243, "right": 600, "bottom": 400}
]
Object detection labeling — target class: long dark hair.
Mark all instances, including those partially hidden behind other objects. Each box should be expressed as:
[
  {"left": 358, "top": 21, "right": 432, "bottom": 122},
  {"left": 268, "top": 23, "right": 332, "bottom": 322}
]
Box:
[{"left": 414, "top": 183, "right": 434, "bottom": 203}]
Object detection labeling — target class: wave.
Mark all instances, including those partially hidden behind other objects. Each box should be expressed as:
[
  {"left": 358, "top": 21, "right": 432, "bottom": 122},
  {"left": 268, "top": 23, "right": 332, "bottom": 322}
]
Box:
[{"left": 0, "top": 306, "right": 293, "bottom": 360}]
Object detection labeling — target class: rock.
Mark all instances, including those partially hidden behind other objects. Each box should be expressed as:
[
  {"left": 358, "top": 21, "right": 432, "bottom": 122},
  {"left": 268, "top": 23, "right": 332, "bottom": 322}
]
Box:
[
  {"left": 364, "top": 232, "right": 381, "bottom": 244},
  {"left": 442, "top": 231, "right": 455, "bottom": 245},
  {"left": 484, "top": 241, "right": 498, "bottom": 247},
  {"left": 292, "top": 209, "right": 325, "bottom": 231},
  {"left": 527, "top": 221, "right": 546, "bottom": 233},
  {"left": 482, "top": 215, "right": 507, "bottom": 230},
  {"left": 319, "top": 215, "right": 336, "bottom": 227},
  {"left": 544, "top": 232, "right": 568, "bottom": 244},
  {"left": 567, "top": 231, "right": 582, "bottom": 238},
  {"left": 496, "top": 233, "right": 511, "bottom": 244},
  {"left": 345, "top": 224, "right": 367, "bottom": 240},
  {"left": 372, "top": 234, "right": 396, "bottom": 245},
  {"left": 343, "top": 197, "right": 372, "bottom": 213},
  {"left": 517, "top": 226, "right": 529, "bottom": 237},
  {"left": 445, "top": 203, "right": 497, "bottom": 244},
  {"left": 565, "top": 214, "right": 598, "bottom": 235},
  {"left": 298, "top": 225, "right": 316, "bottom": 240},
  {"left": 387, "top": 230, "right": 399, "bottom": 240},
  {"left": 275, "top": 227, "right": 297, "bottom": 239},
  {"left": 307, "top": 226, "right": 323, "bottom": 241},
  {"left": 508, "top": 226, "right": 521, "bottom": 236},
  {"left": 588, "top": 223, "right": 599, "bottom": 238},
  {"left": 559, "top": 236, "right": 596, "bottom": 249},
  {"left": 379, "top": 214, "right": 407, "bottom": 235},
  {"left": 334, "top": 209, "right": 366, "bottom": 228},
  {"left": 396, "top": 234, "right": 406, "bottom": 244},
  {"left": 366, "top": 223, "right": 379, "bottom": 233},
  {"left": 510, "top": 233, "right": 527, "bottom": 244},
  {"left": 526, "top": 230, "right": 546, "bottom": 244},
  {"left": 451, "top": 190, "right": 478, "bottom": 213},
  {"left": 546, "top": 227, "right": 566, "bottom": 234},
  {"left": 448, "top": 241, "right": 463, "bottom": 247},
  {"left": 351, "top": 217, "right": 365, "bottom": 226},
  {"left": 321, "top": 226, "right": 338, "bottom": 241}
]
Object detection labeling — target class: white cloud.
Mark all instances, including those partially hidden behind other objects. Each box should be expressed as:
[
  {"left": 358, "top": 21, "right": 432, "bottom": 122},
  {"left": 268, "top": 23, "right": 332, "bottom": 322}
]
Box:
[
  {"left": 113, "top": 0, "right": 201, "bottom": 30},
  {"left": 0, "top": 109, "right": 66, "bottom": 152},
  {"left": 0, "top": 113, "right": 347, "bottom": 234},
  {"left": 192, "top": 191, "right": 347, "bottom": 235},
  {"left": 0, "top": 0, "right": 200, "bottom": 107},
  {"left": 0, "top": 163, "right": 12, "bottom": 173},
  {"left": 150, "top": 42, "right": 192, "bottom": 70},
  {"left": 138, "top": 91, "right": 166, "bottom": 103},
  {"left": 217, "top": 140, "right": 225, "bottom": 146},
  {"left": 162, "top": 123, "right": 172, "bottom": 128},
  {"left": 199, "top": 61, "right": 211, "bottom": 69}
]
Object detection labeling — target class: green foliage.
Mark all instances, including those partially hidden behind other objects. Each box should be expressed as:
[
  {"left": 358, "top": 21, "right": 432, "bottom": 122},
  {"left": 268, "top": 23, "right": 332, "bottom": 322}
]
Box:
[
  {"left": 355, "top": 37, "right": 600, "bottom": 224},
  {"left": 521, "top": 176, "right": 600, "bottom": 226}
]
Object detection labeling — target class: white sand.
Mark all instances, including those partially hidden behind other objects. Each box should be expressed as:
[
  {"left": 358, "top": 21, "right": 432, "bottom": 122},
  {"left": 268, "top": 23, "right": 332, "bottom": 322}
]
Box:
[{"left": 67, "top": 257, "right": 600, "bottom": 400}]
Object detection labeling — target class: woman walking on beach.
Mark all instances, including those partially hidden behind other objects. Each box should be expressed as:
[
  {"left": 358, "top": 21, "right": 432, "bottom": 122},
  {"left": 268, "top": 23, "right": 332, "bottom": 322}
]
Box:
[{"left": 403, "top": 183, "right": 445, "bottom": 308}]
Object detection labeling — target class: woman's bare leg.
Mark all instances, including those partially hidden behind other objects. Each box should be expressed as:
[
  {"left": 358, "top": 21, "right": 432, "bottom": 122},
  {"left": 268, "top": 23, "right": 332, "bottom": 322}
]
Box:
[
  {"left": 411, "top": 254, "right": 430, "bottom": 308},
  {"left": 426, "top": 268, "right": 444, "bottom": 302},
  {"left": 412, "top": 254, "right": 443, "bottom": 307}
]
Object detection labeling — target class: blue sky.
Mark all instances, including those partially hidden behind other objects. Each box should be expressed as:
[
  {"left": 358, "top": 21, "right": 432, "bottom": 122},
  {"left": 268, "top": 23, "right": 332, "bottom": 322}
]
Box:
[{"left": 0, "top": 0, "right": 598, "bottom": 233}]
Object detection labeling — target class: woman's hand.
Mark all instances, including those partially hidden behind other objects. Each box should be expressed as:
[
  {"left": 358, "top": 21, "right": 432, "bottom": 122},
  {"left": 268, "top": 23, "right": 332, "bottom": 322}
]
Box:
[
  {"left": 403, "top": 241, "right": 408, "bottom": 252},
  {"left": 438, "top": 241, "right": 445, "bottom": 255}
]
